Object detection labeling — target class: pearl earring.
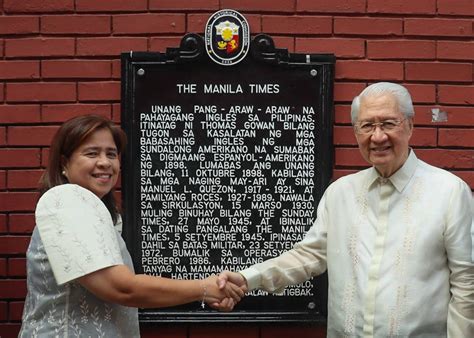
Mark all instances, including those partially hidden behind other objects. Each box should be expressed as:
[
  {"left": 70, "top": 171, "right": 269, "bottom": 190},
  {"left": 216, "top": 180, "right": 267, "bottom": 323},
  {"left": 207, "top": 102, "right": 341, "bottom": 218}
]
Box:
[{"left": 62, "top": 170, "right": 66, "bottom": 176}]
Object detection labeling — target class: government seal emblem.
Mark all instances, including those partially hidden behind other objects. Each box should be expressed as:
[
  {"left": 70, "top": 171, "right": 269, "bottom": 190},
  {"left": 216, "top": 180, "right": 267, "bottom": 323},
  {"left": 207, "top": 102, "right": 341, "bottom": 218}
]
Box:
[{"left": 205, "top": 9, "right": 250, "bottom": 66}]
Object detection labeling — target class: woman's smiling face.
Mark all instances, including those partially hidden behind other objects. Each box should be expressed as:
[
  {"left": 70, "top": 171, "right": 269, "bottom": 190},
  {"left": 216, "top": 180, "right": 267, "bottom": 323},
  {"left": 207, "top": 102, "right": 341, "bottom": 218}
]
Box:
[{"left": 63, "top": 128, "right": 120, "bottom": 198}]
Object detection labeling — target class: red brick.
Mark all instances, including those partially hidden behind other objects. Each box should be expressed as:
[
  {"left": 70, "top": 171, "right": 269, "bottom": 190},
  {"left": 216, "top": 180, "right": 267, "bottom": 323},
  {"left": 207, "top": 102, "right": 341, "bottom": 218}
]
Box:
[
  {"left": 7, "top": 126, "right": 59, "bottom": 146},
  {"left": 187, "top": 13, "right": 261, "bottom": 34},
  {"left": 411, "top": 127, "right": 437, "bottom": 147},
  {"left": 296, "top": 38, "right": 364, "bottom": 58},
  {"left": 76, "top": 0, "right": 147, "bottom": 11},
  {"left": 113, "top": 14, "right": 185, "bottom": 34},
  {"left": 0, "top": 192, "right": 38, "bottom": 212},
  {"left": 0, "top": 105, "right": 41, "bottom": 124},
  {"left": 0, "top": 324, "right": 21, "bottom": 338},
  {"left": 297, "top": 0, "right": 366, "bottom": 13},
  {"left": 186, "top": 14, "right": 210, "bottom": 34},
  {"left": 0, "top": 127, "right": 5, "bottom": 145},
  {"left": 453, "top": 171, "right": 474, "bottom": 189},
  {"left": 437, "top": 41, "right": 474, "bottom": 61},
  {"left": 150, "top": 37, "right": 183, "bottom": 52},
  {"left": 334, "top": 105, "right": 351, "bottom": 126},
  {"left": 42, "top": 148, "right": 50, "bottom": 167},
  {"left": 150, "top": 0, "right": 219, "bottom": 10},
  {"left": 335, "top": 147, "right": 368, "bottom": 167},
  {"left": 438, "top": 0, "right": 474, "bottom": 16},
  {"left": 191, "top": 326, "right": 259, "bottom": 338},
  {"left": 405, "top": 19, "right": 472, "bottom": 37},
  {"left": 112, "top": 103, "right": 121, "bottom": 122},
  {"left": 261, "top": 325, "right": 326, "bottom": 338},
  {"left": 78, "top": 82, "right": 120, "bottom": 102},
  {"left": 336, "top": 60, "right": 403, "bottom": 81},
  {"left": 0, "top": 84, "right": 4, "bottom": 102},
  {"left": 0, "top": 149, "right": 40, "bottom": 168},
  {"left": 6, "top": 82, "right": 76, "bottom": 103},
  {"left": 416, "top": 149, "right": 474, "bottom": 169},
  {"left": 438, "top": 85, "right": 474, "bottom": 105},
  {"left": 0, "top": 61, "right": 39, "bottom": 80},
  {"left": 452, "top": 106, "right": 474, "bottom": 126},
  {"left": 439, "top": 129, "right": 474, "bottom": 147},
  {"left": 76, "top": 37, "right": 148, "bottom": 57},
  {"left": 7, "top": 169, "right": 43, "bottom": 189},
  {"left": 5, "top": 38, "right": 74, "bottom": 58},
  {"left": 0, "top": 214, "right": 6, "bottom": 233},
  {"left": 334, "top": 126, "right": 356, "bottom": 145},
  {"left": 42, "top": 60, "right": 112, "bottom": 79},
  {"left": 0, "top": 40, "right": 4, "bottom": 57},
  {"left": 411, "top": 107, "right": 435, "bottom": 126},
  {"left": 272, "top": 36, "right": 295, "bottom": 52},
  {"left": 335, "top": 17, "right": 403, "bottom": 36},
  {"left": 42, "top": 104, "right": 112, "bottom": 122},
  {"left": 221, "top": 0, "right": 294, "bottom": 11},
  {"left": 334, "top": 83, "right": 366, "bottom": 103},
  {"left": 0, "top": 172, "right": 6, "bottom": 190},
  {"left": 404, "top": 84, "right": 436, "bottom": 104},
  {"left": 0, "top": 257, "right": 6, "bottom": 275},
  {"left": 0, "top": 301, "right": 7, "bottom": 320},
  {"left": 3, "top": 0, "right": 73, "bottom": 13},
  {"left": 441, "top": 107, "right": 474, "bottom": 126},
  {"left": 415, "top": 106, "right": 474, "bottom": 126},
  {"left": 9, "top": 214, "right": 35, "bottom": 234},
  {"left": 41, "top": 15, "right": 111, "bottom": 34},
  {"left": 368, "top": 40, "right": 435, "bottom": 60},
  {"left": 8, "top": 258, "right": 26, "bottom": 277},
  {"left": 262, "top": 16, "right": 332, "bottom": 34},
  {"left": 0, "top": 280, "right": 27, "bottom": 298},
  {"left": 141, "top": 326, "right": 187, "bottom": 338},
  {"left": 0, "top": 16, "right": 39, "bottom": 34},
  {"left": 9, "top": 301, "right": 24, "bottom": 320},
  {"left": 367, "top": 0, "right": 435, "bottom": 14},
  {"left": 0, "top": 236, "right": 30, "bottom": 254},
  {"left": 111, "top": 59, "right": 121, "bottom": 79},
  {"left": 406, "top": 62, "right": 472, "bottom": 82}
]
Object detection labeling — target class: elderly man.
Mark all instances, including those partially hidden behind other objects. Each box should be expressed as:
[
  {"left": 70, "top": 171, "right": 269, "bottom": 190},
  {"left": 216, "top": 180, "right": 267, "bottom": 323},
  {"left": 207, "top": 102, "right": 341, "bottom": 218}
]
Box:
[{"left": 217, "top": 82, "right": 474, "bottom": 337}]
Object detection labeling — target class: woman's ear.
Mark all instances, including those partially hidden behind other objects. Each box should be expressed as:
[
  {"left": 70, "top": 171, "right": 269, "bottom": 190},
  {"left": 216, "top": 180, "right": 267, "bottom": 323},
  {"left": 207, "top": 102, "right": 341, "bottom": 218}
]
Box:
[{"left": 61, "top": 156, "right": 68, "bottom": 178}]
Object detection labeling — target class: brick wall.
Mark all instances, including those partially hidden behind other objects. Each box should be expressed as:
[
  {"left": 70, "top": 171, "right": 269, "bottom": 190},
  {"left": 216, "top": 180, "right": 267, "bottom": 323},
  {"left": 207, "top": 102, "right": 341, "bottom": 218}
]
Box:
[{"left": 0, "top": 1, "right": 472, "bottom": 337}]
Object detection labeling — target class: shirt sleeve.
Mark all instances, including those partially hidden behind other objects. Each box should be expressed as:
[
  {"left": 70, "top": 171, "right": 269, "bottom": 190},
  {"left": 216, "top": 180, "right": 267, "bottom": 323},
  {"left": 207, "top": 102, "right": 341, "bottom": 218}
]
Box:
[
  {"left": 445, "top": 180, "right": 474, "bottom": 337},
  {"left": 35, "top": 184, "right": 124, "bottom": 285},
  {"left": 241, "top": 189, "right": 329, "bottom": 293}
]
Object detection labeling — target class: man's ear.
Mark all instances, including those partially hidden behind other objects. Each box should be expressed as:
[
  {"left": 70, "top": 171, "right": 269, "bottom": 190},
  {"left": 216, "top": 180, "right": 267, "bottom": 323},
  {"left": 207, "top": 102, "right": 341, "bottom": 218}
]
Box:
[
  {"left": 407, "top": 117, "right": 414, "bottom": 131},
  {"left": 407, "top": 117, "right": 415, "bottom": 139}
]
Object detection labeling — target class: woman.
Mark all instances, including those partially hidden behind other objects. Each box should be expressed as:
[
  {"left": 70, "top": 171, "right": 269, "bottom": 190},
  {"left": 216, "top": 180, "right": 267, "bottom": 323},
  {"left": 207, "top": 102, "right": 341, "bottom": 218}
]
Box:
[{"left": 19, "top": 115, "right": 242, "bottom": 337}]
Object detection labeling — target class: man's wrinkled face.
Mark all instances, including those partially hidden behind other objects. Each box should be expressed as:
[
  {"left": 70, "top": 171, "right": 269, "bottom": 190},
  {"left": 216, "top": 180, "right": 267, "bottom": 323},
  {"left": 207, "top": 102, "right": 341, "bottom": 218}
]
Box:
[{"left": 354, "top": 93, "right": 413, "bottom": 177}]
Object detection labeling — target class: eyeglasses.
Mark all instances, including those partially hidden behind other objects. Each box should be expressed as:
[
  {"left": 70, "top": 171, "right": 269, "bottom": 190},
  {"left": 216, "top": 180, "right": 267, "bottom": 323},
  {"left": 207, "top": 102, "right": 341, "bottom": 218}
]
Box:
[{"left": 354, "top": 118, "right": 407, "bottom": 135}]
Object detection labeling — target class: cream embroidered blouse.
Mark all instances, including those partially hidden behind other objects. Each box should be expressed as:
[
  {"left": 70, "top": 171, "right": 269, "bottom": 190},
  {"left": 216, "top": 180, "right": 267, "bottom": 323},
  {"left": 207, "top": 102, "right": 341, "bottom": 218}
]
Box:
[{"left": 19, "top": 184, "right": 139, "bottom": 337}]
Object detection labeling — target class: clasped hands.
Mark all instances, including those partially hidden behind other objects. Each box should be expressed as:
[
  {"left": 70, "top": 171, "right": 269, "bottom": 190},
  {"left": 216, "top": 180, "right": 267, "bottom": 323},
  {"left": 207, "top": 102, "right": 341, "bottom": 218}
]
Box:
[{"left": 201, "top": 271, "right": 248, "bottom": 311}]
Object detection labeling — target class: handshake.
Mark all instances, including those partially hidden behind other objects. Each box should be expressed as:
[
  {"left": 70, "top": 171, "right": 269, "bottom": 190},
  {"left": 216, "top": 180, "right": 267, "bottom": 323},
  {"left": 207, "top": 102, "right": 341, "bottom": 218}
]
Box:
[{"left": 200, "top": 271, "right": 248, "bottom": 311}]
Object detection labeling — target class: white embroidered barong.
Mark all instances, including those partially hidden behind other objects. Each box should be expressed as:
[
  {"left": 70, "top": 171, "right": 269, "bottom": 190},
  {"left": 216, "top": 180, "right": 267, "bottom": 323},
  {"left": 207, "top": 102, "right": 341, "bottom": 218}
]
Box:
[{"left": 242, "top": 151, "right": 474, "bottom": 337}]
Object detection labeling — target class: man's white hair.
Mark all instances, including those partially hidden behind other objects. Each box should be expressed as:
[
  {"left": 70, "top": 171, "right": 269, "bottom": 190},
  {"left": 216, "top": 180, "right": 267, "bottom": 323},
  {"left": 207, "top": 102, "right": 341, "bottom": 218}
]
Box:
[{"left": 350, "top": 82, "right": 415, "bottom": 124}]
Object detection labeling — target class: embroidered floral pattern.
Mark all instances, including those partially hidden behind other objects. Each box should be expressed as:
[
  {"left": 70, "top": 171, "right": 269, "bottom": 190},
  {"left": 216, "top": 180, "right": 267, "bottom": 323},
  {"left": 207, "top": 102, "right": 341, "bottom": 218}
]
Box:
[{"left": 19, "top": 185, "right": 139, "bottom": 337}]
